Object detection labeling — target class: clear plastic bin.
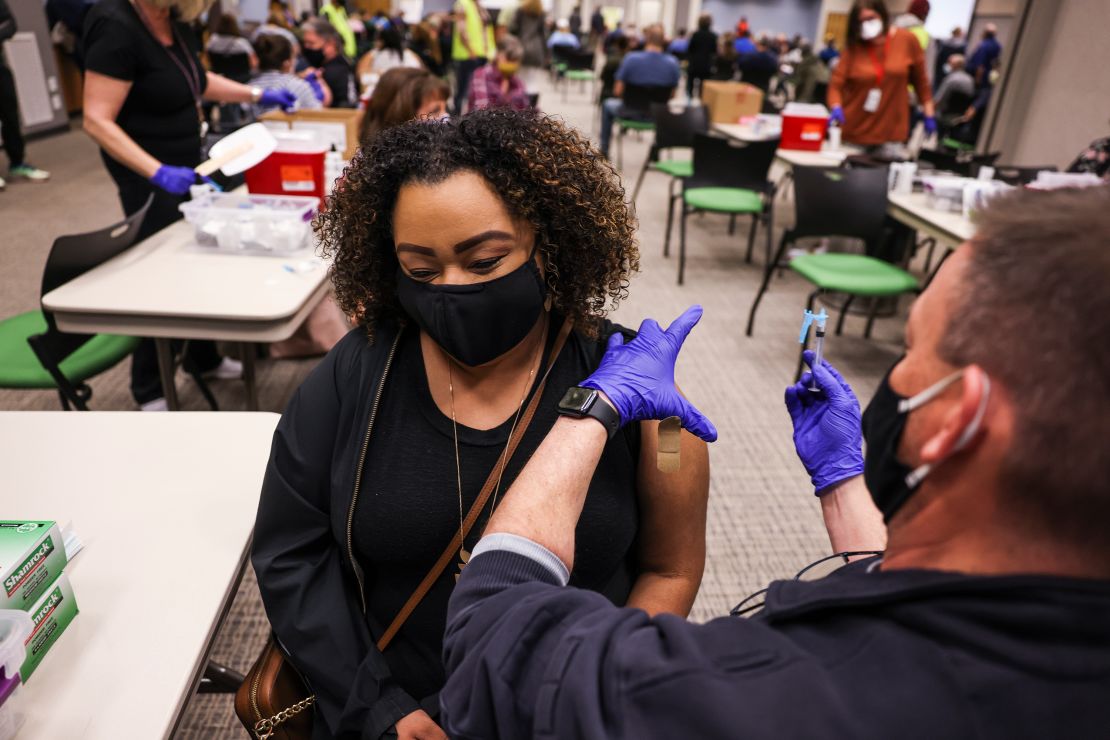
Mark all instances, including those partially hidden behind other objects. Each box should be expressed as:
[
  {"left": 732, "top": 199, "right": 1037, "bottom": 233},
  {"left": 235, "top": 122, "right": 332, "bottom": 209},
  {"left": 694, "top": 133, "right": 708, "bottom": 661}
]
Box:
[
  {"left": 0, "top": 611, "right": 32, "bottom": 740},
  {"left": 179, "top": 192, "right": 320, "bottom": 254}
]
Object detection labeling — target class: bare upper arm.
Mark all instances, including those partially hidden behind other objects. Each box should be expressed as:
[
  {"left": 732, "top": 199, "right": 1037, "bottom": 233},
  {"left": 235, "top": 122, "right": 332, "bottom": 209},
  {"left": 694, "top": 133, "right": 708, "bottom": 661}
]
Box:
[
  {"left": 634, "top": 419, "right": 710, "bottom": 576},
  {"left": 83, "top": 70, "right": 132, "bottom": 123}
]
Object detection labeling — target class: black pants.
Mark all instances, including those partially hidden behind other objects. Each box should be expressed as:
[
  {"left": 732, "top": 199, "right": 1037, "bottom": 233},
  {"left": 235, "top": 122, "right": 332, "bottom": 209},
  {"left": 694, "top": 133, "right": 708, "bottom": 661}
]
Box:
[
  {"left": 453, "top": 58, "right": 486, "bottom": 114},
  {"left": 112, "top": 160, "right": 222, "bottom": 404},
  {"left": 686, "top": 69, "right": 709, "bottom": 99},
  {"left": 0, "top": 63, "right": 25, "bottom": 167}
]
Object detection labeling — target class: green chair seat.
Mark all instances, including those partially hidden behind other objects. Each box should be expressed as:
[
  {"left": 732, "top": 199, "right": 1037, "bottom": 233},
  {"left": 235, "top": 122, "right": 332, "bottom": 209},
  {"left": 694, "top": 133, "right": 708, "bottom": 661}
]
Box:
[
  {"left": 554, "top": 62, "right": 568, "bottom": 72},
  {"left": 0, "top": 310, "right": 139, "bottom": 388},
  {"left": 789, "top": 254, "right": 919, "bottom": 296},
  {"left": 652, "top": 160, "right": 693, "bottom": 178},
  {"left": 565, "top": 70, "right": 595, "bottom": 81},
  {"left": 683, "top": 187, "right": 763, "bottom": 213},
  {"left": 617, "top": 119, "right": 654, "bottom": 132}
]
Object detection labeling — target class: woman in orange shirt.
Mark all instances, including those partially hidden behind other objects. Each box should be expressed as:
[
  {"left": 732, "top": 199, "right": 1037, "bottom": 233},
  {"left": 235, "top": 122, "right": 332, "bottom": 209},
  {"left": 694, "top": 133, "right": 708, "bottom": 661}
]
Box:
[{"left": 828, "top": 0, "right": 934, "bottom": 155}]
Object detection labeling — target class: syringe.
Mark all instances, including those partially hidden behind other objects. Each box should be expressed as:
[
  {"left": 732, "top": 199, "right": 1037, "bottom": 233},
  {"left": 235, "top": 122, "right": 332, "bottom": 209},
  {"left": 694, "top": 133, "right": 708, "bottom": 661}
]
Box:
[{"left": 810, "top": 309, "right": 828, "bottom": 392}]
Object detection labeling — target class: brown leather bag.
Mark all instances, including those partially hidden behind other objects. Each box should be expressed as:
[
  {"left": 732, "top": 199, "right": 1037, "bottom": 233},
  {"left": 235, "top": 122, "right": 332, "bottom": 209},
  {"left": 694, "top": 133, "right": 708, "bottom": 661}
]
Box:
[{"left": 235, "top": 321, "right": 572, "bottom": 740}]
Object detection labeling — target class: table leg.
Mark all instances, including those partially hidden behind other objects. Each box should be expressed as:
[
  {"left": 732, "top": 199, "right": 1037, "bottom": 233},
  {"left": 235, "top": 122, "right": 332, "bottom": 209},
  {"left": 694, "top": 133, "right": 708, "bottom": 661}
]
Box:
[
  {"left": 154, "top": 338, "right": 180, "bottom": 411},
  {"left": 241, "top": 342, "right": 259, "bottom": 411}
]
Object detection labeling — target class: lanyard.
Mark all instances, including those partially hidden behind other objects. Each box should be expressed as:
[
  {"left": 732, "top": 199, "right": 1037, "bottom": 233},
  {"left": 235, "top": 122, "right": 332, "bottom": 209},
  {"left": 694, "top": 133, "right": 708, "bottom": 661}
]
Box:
[
  {"left": 865, "top": 32, "right": 891, "bottom": 87},
  {"left": 131, "top": 0, "right": 204, "bottom": 122}
]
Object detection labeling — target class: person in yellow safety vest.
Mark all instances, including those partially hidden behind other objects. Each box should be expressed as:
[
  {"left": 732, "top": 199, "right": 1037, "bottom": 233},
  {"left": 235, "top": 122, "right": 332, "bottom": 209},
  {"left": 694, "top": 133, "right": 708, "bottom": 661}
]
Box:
[
  {"left": 451, "top": 0, "right": 494, "bottom": 113},
  {"left": 894, "top": 0, "right": 930, "bottom": 51},
  {"left": 320, "top": 0, "right": 358, "bottom": 59}
]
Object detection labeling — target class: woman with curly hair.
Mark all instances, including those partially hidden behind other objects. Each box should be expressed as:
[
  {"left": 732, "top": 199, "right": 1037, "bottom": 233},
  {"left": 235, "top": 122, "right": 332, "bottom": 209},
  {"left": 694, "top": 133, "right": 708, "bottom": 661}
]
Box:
[{"left": 253, "top": 108, "right": 710, "bottom": 740}]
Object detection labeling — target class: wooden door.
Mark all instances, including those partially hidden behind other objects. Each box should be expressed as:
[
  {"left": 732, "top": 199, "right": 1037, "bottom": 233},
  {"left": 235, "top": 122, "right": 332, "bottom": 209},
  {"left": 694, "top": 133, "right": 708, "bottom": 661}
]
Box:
[{"left": 825, "top": 12, "right": 849, "bottom": 49}]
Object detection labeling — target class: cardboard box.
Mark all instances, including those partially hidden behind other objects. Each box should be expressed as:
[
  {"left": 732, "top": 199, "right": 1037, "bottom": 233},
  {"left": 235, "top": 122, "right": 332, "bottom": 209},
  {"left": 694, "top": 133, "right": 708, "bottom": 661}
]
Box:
[
  {"left": 21, "top": 573, "right": 78, "bottom": 680},
  {"left": 0, "top": 522, "right": 67, "bottom": 612},
  {"left": 260, "top": 108, "right": 364, "bottom": 160},
  {"left": 700, "top": 81, "right": 764, "bottom": 124}
]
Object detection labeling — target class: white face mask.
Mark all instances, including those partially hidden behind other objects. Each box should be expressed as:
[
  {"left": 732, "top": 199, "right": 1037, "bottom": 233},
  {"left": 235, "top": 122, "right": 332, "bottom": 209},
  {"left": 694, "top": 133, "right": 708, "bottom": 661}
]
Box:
[{"left": 860, "top": 18, "right": 884, "bottom": 41}]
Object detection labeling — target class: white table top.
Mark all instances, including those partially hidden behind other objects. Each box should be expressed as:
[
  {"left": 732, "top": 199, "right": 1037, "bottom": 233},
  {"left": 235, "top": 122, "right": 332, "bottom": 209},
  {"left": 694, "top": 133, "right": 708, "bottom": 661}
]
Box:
[
  {"left": 1, "top": 411, "right": 279, "bottom": 740},
  {"left": 711, "top": 121, "right": 854, "bottom": 166},
  {"left": 42, "top": 217, "right": 330, "bottom": 342},
  {"left": 887, "top": 191, "right": 975, "bottom": 246},
  {"left": 711, "top": 121, "right": 781, "bottom": 143}
]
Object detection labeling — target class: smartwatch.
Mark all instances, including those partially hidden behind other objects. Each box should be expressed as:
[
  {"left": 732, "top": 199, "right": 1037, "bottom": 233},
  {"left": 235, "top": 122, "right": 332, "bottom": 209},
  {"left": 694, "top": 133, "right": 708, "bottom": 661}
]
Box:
[{"left": 557, "top": 386, "right": 621, "bottom": 439}]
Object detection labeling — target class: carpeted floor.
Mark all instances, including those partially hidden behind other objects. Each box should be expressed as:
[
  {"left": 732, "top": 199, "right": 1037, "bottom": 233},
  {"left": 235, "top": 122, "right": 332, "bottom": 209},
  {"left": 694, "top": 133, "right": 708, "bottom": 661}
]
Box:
[{"left": 1, "top": 75, "right": 914, "bottom": 737}]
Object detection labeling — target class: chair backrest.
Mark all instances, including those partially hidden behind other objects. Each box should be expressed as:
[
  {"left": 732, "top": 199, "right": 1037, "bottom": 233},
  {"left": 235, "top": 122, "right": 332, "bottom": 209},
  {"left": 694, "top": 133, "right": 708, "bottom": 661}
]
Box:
[
  {"left": 551, "top": 44, "right": 575, "bottom": 66},
  {"left": 938, "top": 88, "right": 975, "bottom": 117},
  {"left": 35, "top": 196, "right": 153, "bottom": 362},
  {"left": 527, "top": 92, "right": 540, "bottom": 109},
  {"left": 650, "top": 103, "right": 708, "bottom": 150},
  {"left": 621, "top": 83, "right": 674, "bottom": 117},
  {"left": 566, "top": 50, "right": 595, "bottom": 71},
  {"left": 208, "top": 51, "right": 253, "bottom": 83},
  {"left": 687, "top": 133, "right": 778, "bottom": 192},
  {"left": 791, "top": 165, "right": 889, "bottom": 246},
  {"left": 991, "top": 163, "right": 1057, "bottom": 185}
]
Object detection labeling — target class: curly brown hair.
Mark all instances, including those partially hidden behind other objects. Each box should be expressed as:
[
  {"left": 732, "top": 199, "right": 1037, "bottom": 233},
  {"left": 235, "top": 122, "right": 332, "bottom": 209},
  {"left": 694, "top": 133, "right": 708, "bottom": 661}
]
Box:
[{"left": 317, "top": 107, "right": 639, "bottom": 338}]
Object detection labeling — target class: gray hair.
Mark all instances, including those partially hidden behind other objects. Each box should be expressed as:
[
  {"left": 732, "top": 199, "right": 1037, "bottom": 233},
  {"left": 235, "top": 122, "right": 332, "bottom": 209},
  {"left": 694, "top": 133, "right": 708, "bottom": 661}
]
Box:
[
  {"left": 304, "top": 18, "right": 342, "bottom": 49},
  {"left": 497, "top": 34, "right": 523, "bottom": 62}
]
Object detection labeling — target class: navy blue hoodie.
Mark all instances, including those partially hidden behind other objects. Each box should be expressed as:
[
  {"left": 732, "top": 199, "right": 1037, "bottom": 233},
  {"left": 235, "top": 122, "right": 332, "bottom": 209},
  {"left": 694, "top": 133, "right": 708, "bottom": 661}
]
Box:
[{"left": 442, "top": 550, "right": 1110, "bottom": 739}]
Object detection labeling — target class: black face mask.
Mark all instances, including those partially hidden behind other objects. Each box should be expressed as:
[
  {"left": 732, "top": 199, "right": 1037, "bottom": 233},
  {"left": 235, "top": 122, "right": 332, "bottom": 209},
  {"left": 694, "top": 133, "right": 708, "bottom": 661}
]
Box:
[
  {"left": 395, "top": 257, "right": 546, "bottom": 367},
  {"left": 862, "top": 363, "right": 991, "bottom": 522},
  {"left": 303, "top": 47, "right": 326, "bottom": 67}
]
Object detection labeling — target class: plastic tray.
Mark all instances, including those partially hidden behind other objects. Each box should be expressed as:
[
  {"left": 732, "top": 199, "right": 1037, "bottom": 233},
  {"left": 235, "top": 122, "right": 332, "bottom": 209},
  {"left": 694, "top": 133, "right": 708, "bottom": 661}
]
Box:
[
  {"left": 0, "top": 611, "right": 31, "bottom": 740},
  {"left": 179, "top": 192, "right": 320, "bottom": 254}
]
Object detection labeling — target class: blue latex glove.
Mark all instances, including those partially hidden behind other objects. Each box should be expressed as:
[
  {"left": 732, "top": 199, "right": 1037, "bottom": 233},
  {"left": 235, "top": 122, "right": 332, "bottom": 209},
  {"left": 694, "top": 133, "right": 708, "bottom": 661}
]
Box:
[
  {"left": 581, "top": 305, "right": 718, "bottom": 442},
  {"left": 259, "top": 88, "right": 298, "bottom": 111},
  {"left": 923, "top": 115, "right": 937, "bottom": 135},
  {"left": 149, "top": 164, "right": 197, "bottom": 195},
  {"left": 304, "top": 73, "right": 326, "bottom": 102},
  {"left": 829, "top": 105, "right": 845, "bottom": 126},
  {"left": 784, "top": 350, "right": 864, "bottom": 495}
]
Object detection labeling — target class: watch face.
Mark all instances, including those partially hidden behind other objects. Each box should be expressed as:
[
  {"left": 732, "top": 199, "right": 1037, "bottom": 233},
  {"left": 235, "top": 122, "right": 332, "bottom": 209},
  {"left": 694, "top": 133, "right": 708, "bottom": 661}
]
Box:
[{"left": 559, "top": 387, "right": 596, "bottom": 414}]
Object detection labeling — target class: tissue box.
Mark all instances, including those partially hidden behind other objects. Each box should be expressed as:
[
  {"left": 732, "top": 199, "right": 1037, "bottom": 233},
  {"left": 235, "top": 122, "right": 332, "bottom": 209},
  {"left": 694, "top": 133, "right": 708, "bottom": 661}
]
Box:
[
  {"left": 700, "top": 81, "right": 764, "bottom": 123},
  {"left": 21, "top": 573, "right": 78, "bottom": 680},
  {"left": 0, "top": 522, "right": 67, "bottom": 612}
]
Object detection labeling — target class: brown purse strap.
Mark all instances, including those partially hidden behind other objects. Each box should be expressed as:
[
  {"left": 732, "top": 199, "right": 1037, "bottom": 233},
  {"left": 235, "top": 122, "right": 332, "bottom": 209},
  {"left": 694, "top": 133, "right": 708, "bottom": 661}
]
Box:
[{"left": 375, "top": 318, "right": 574, "bottom": 652}]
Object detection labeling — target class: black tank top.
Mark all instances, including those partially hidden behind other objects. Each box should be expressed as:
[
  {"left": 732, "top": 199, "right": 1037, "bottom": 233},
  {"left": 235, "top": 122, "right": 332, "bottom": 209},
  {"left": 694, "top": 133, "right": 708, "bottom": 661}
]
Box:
[{"left": 352, "top": 317, "right": 641, "bottom": 703}]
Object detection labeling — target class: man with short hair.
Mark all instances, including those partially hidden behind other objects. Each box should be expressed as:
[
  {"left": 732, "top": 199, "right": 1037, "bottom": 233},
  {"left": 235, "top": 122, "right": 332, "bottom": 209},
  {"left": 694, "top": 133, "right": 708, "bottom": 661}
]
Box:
[
  {"left": 967, "top": 23, "right": 1001, "bottom": 86},
  {"left": 547, "top": 18, "right": 580, "bottom": 50},
  {"left": 598, "top": 24, "right": 679, "bottom": 157},
  {"left": 438, "top": 185, "right": 1110, "bottom": 738},
  {"left": 934, "top": 53, "right": 974, "bottom": 117},
  {"left": 302, "top": 19, "right": 357, "bottom": 107}
]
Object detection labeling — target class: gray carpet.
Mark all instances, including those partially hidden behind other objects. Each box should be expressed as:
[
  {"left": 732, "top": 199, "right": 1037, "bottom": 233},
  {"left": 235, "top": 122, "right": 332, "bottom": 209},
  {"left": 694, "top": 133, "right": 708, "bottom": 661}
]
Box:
[{"left": 1, "top": 76, "right": 914, "bottom": 737}]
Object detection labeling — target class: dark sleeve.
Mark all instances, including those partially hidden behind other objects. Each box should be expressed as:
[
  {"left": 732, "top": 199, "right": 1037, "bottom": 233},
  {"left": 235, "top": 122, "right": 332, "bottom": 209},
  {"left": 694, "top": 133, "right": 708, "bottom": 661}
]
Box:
[
  {"left": 252, "top": 336, "right": 420, "bottom": 739},
  {"left": 0, "top": 0, "right": 16, "bottom": 44},
  {"left": 441, "top": 551, "right": 821, "bottom": 739},
  {"left": 322, "top": 63, "right": 352, "bottom": 106},
  {"left": 82, "top": 9, "right": 138, "bottom": 81}
]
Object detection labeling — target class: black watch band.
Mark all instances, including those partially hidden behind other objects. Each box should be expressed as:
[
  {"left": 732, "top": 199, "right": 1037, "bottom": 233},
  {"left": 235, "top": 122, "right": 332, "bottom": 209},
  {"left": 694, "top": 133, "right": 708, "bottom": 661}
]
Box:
[{"left": 556, "top": 386, "right": 621, "bottom": 439}]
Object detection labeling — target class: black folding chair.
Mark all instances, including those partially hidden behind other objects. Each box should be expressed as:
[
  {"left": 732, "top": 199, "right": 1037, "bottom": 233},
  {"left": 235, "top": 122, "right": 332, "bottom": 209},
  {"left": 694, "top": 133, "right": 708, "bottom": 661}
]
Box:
[
  {"left": 631, "top": 103, "right": 708, "bottom": 203},
  {"left": 0, "top": 198, "right": 151, "bottom": 409},
  {"left": 669, "top": 134, "right": 779, "bottom": 284},
  {"left": 208, "top": 51, "right": 253, "bottom": 131},
  {"left": 746, "top": 166, "right": 919, "bottom": 377},
  {"left": 562, "top": 50, "right": 596, "bottom": 101},
  {"left": 614, "top": 83, "right": 674, "bottom": 169}
]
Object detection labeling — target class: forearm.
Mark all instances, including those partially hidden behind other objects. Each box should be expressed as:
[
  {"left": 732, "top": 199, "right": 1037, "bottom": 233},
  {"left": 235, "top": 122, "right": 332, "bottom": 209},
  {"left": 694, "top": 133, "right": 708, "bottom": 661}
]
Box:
[
  {"left": 819, "top": 475, "right": 886, "bottom": 553},
  {"left": 204, "top": 71, "right": 253, "bottom": 103},
  {"left": 83, "top": 114, "right": 161, "bottom": 178},
  {"left": 482, "top": 415, "right": 608, "bottom": 569}
]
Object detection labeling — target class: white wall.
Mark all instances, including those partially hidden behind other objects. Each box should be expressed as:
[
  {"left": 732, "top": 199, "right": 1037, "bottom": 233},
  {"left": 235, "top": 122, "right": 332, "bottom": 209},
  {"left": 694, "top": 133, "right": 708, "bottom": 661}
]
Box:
[{"left": 997, "top": 0, "right": 1110, "bottom": 167}]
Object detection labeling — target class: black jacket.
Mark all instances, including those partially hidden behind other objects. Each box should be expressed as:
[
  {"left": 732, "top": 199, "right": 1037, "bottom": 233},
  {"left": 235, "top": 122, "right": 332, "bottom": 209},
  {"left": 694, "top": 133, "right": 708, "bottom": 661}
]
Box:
[
  {"left": 253, "top": 324, "right": 415, "bottom": 740},
  {"left": 442, "top": 550, "right": 1110, "bottom": 738}
]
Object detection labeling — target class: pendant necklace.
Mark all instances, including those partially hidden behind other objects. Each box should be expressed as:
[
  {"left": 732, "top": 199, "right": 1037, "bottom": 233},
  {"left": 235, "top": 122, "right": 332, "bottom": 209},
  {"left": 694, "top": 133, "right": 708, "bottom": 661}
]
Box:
[{"left": 449, "top": 319, "right": 547, "bottom": 581}]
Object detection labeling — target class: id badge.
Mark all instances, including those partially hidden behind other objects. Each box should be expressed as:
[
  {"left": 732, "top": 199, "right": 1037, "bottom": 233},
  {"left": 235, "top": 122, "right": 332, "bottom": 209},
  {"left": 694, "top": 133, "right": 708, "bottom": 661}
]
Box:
[{"left": 863, "top": 88, "right": 882, "bottom": 113}]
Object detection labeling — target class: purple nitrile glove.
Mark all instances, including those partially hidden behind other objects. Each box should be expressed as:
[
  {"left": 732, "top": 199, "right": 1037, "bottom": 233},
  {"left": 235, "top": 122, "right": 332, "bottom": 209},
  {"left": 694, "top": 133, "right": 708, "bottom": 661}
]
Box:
[
  {"left": 581, "top": 305, "right": 718, "bottom": 443},
  {"left": 829, "top": 105, "right": 845, "bottom": 126},
  {"left": 785, "top": 350, "right": 864, "bottom": 495},
  {"left": 304, "top": 74, "right": 326, "bottom": 102},
  {"left": 150, "top": 164, "right": 197, "bottom": 195},
  {"left": 260, "top": 88, "right": 298, "bottom": 112},
  {"left": 923, "top": 115, "right": 937, "bottom": 135}
]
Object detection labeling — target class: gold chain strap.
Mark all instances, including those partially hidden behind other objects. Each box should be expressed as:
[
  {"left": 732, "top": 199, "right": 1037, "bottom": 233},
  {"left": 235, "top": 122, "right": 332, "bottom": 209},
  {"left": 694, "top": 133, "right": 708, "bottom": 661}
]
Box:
[{"left": 253, "top": 694, "right": 316, "bottom": 740}]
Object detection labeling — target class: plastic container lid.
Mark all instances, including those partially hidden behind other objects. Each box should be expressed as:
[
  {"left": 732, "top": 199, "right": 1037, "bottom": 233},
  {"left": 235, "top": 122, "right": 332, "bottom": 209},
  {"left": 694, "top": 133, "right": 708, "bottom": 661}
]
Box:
[{"left": 0, "top": 611, "right": 32, "bottom": 683}]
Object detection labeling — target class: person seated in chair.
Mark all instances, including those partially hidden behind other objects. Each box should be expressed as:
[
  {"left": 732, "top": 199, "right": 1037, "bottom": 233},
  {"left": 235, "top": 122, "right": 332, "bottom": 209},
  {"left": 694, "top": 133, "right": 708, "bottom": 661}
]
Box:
[{"left": 599, "top": 25, "right": 679, "bottom": 158}]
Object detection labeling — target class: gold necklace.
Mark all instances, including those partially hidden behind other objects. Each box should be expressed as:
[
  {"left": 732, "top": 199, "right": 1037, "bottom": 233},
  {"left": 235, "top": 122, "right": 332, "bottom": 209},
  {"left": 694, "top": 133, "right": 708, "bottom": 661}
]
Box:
[{"left": 449, "top": 319, "right": 547, "bottom": 580}]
